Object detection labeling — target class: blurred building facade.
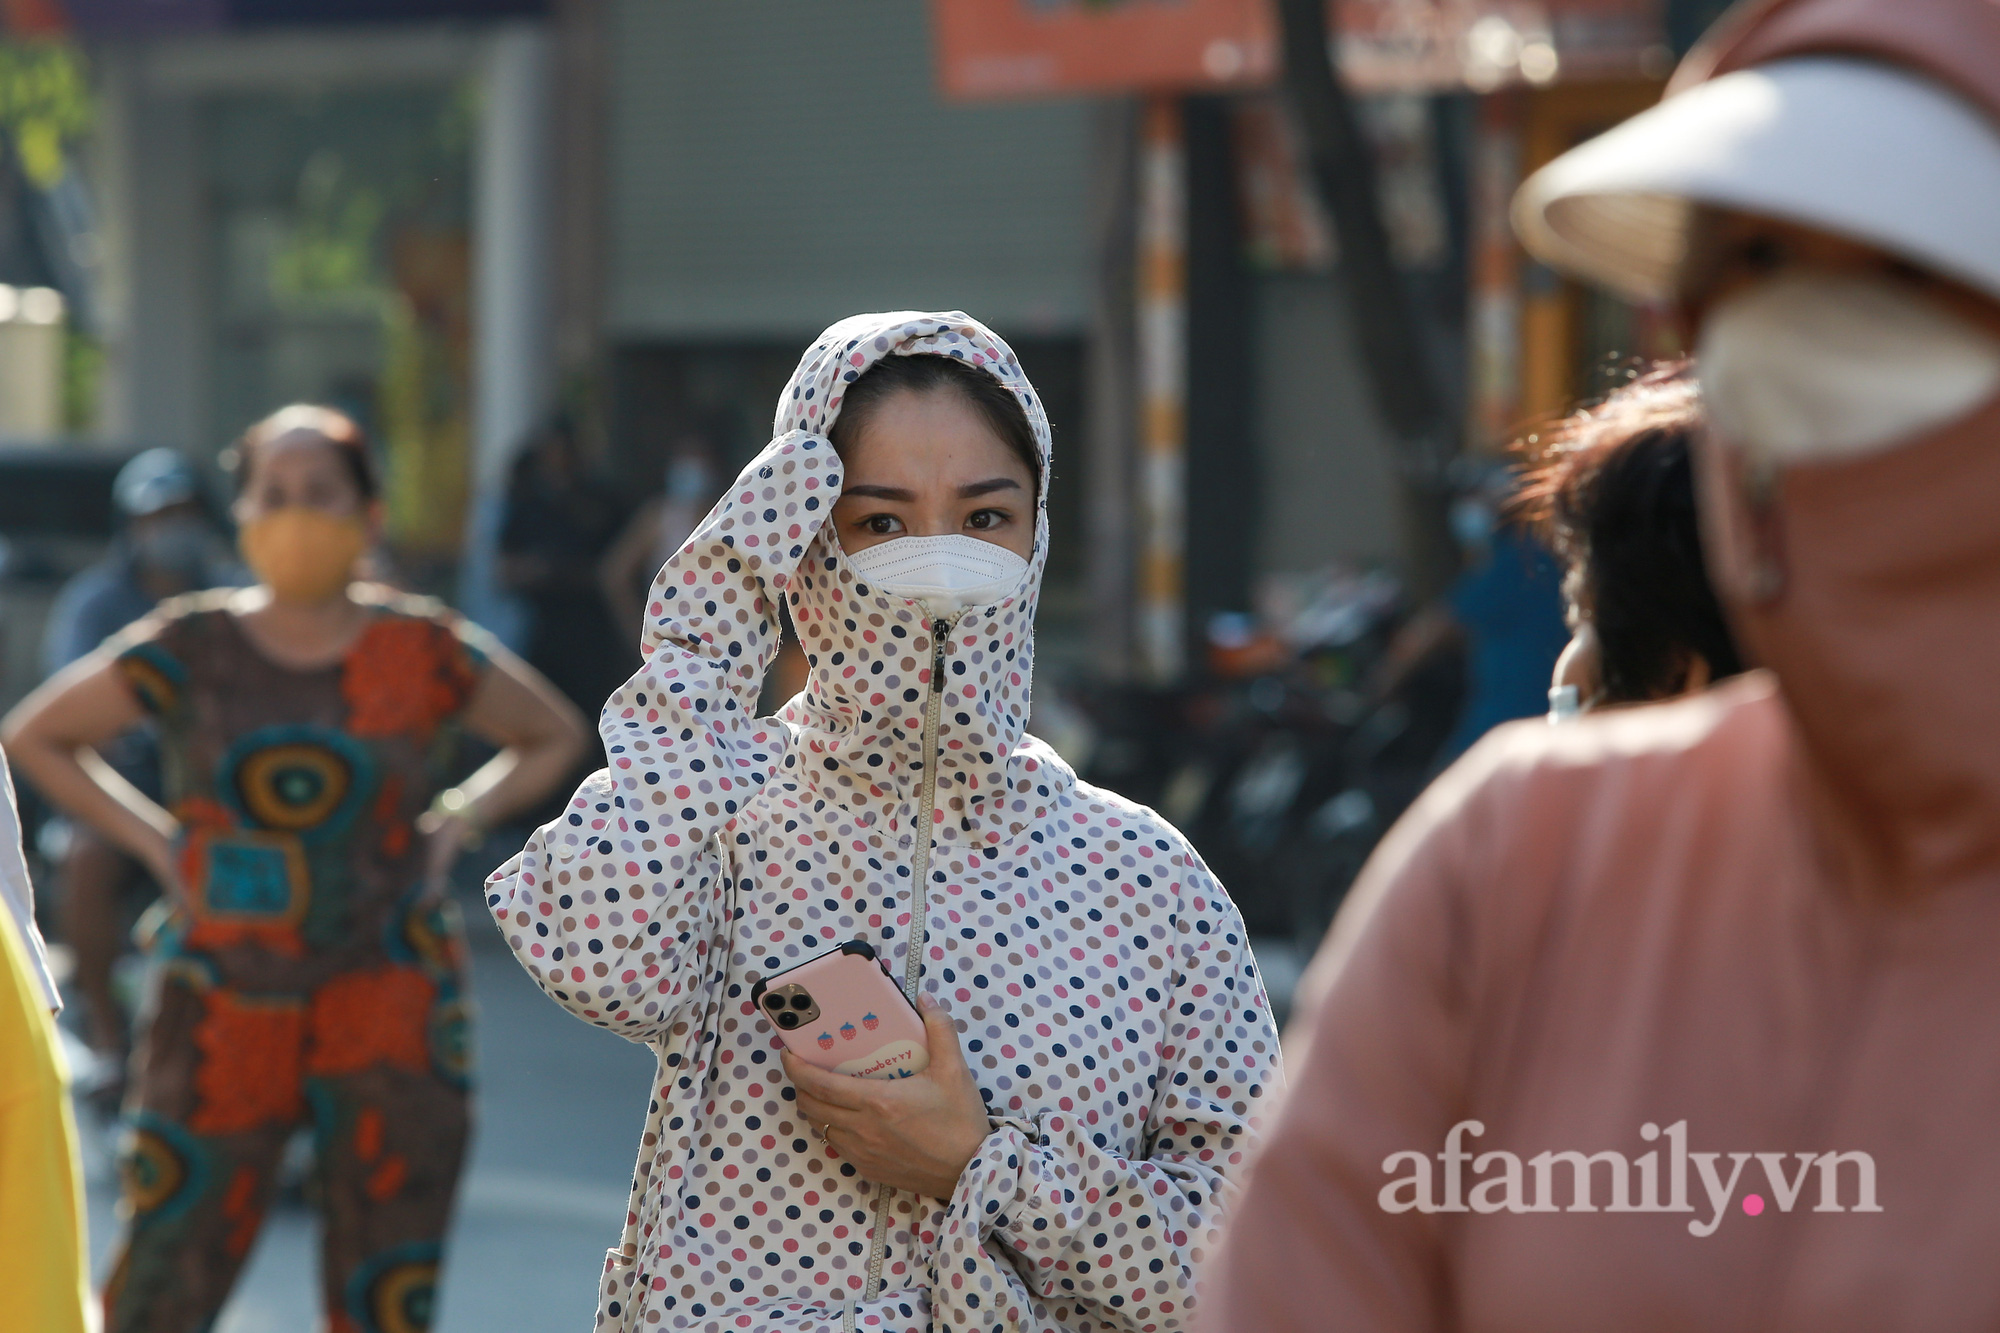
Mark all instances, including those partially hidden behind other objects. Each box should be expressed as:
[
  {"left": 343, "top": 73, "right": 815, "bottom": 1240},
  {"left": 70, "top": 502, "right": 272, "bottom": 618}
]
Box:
[
  {"left": 0, "top": 0, "right": 1736, "bottom": 680},
  {"left": 85, "top": 14, "right": 541, "bottom": 577},
  {"left": 582, "top": 0, "right": 1733, "bottom": 680}
]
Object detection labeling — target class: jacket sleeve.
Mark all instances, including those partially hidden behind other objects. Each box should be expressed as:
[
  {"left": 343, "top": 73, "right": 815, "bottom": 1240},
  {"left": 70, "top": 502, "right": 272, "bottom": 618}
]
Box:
[
  {"left": 931, "top": 849, "right": 1284, "bottom": 1333},
  {"left": 0, "top": 748, "right": 58, "bottom": 1013},
  {"left": 485, "top": 431, "right": 841, "bottom": 1041},
  {"left": 1193, "top": 747, "right": 1497, "bottom": 1333}
]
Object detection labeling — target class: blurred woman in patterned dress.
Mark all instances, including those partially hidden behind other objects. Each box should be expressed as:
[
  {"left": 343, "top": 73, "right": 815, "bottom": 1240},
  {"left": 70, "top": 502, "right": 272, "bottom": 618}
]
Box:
[{"left": 3, "top": 405, "right": 588, "bottom": 1333}]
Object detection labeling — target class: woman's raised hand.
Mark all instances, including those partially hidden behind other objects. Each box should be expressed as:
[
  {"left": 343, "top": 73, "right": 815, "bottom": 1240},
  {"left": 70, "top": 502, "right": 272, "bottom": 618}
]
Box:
[
  {"left": 782, "top": 994, "right": 992, "bottom": 1202},
  {"left": 639, "top": 430, "right": 842, "bottom": 669}
]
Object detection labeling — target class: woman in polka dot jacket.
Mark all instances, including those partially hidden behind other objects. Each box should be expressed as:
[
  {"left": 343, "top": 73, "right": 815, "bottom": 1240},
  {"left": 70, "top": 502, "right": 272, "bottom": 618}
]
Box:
[{"left": 486, "top": 311, "right": 1282, "bottom": 1333}]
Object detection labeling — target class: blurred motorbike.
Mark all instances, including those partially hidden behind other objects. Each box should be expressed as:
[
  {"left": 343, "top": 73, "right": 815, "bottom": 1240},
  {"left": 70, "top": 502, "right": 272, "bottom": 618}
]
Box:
[{"left": 1071, "top": 568, "right": 1465, "bottom": 954}]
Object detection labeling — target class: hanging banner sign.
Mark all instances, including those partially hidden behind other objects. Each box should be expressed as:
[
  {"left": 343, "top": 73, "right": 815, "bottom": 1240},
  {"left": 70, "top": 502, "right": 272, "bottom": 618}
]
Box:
[{"left": 932, "top": 0, "right": 1666, "bottom": 99}]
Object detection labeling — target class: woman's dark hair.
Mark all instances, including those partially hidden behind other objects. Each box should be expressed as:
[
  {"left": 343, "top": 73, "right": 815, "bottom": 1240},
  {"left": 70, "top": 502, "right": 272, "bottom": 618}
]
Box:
[
  {"left": 1512, "top": 363, "right": 1744, "bottom": 704},
  {"left": 828, "top": 354, "right": 1041, "bottom": 492},
  {"left": 225, "top": 404, "right": 380, "bottom": 501}
]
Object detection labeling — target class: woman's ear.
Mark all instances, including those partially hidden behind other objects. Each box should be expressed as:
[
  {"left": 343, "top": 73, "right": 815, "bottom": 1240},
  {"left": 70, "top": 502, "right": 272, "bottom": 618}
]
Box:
[
  {"left": 1552, "top": 622, "right": 1600, "bottom": 701},
  {"left": 363, "top": 497, "right": 387, "bottom": 543}
]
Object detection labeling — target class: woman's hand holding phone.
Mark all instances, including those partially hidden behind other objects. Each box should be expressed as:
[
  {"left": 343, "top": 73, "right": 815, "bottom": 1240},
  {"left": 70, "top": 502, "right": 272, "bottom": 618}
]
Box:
[{"left": 783, "top": 994, "right": 991, "bottom": 1201}]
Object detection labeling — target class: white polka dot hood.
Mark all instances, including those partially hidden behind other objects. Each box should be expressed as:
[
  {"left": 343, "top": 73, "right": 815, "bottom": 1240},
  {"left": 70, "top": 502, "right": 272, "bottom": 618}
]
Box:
[{"left": 487, "top": 311, "right": 1282, "bottom": 1333}]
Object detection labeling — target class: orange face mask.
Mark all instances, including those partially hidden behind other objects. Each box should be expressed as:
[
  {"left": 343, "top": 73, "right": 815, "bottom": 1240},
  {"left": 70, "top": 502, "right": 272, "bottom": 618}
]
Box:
[{"left": 238, "top": 508, "right": 368, "bottom": 606}]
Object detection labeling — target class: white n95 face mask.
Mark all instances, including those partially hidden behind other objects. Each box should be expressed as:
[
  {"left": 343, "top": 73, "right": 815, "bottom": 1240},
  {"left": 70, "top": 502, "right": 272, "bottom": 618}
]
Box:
[
  {"left": 843, "top": 534, "right": 1029, "bottom": 614},
  {"left": 1696, "top": 269, "right": 2000, "bottom": 466}
]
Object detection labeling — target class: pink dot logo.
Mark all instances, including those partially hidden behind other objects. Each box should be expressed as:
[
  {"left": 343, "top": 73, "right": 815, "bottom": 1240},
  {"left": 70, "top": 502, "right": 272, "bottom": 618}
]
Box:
[{"left": 1742, "top": 1194, "right": 1765, "bottom": 1216}]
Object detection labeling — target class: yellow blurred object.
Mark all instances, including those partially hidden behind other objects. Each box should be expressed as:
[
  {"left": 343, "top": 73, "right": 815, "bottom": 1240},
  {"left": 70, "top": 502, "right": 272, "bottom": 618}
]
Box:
[
  {"left": 379, "top": 228, "right": 473, "bottom": 559},
  {"left": 0, "top": 893, "right": 90, "bottom": 1333},
  {"left": 0, "top": 40, "right": 92, "bottom": 189},
  {"left": 0, "top": 284, "right": 67, "bottom": 441}
]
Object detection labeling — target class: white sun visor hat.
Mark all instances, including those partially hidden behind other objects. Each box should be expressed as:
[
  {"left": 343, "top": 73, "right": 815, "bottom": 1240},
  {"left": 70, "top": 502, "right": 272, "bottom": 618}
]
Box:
[{"left": 1512, "top": 56, "right": 2000, "bottom": 305}]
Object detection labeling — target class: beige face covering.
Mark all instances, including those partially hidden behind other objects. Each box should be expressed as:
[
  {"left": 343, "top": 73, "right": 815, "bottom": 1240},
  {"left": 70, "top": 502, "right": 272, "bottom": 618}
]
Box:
[
  {"left": 843, "top": 533, "right": 1028, "bottom": 614},
  {"left": 238, "top": 508, "right": 368, "bottom": 605},
  {"left": 1696, "top": 269, "right": 2000, "bottom": 465}
]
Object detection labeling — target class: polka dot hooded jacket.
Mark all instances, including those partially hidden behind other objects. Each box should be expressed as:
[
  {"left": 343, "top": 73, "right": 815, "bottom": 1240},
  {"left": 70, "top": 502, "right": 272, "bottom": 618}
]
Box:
[{"left": 486, "top": 312, "right": 1281, "bottom": 1333}]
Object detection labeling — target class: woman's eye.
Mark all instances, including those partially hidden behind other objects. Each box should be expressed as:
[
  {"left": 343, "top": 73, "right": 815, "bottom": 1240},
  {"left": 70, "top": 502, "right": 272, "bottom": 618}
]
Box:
[
  {"left": 967, "top": 509, "right": 1006, "bottom": 530},
  {"left": 864, "top": 514, "right": 899, "bottom": 535}
]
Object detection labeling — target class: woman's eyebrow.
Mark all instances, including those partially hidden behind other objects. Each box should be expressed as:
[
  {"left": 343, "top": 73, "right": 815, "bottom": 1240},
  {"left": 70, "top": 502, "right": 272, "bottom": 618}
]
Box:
[
  {"left": 841, "top": 483, "right": 918, "bottom": 501},
  {"left": 958, "top": 478, "right": 1024, "bottom": 498}
]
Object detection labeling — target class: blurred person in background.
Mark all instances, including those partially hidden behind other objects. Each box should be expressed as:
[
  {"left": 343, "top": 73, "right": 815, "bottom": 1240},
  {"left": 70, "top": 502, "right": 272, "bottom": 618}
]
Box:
[
  {"left": 41, "top": 448, "right": 237, "bottom": 1074},
  {"left": 596, "top": 433, "right": 721, "bottom": 643},
  {"left": 43, "top": 448, "right": 235, "bottom": 672},
  {"left": 498, "top": 413, "right": 629, "bottom": 717},
  {"left": 1202, "top": 0, "right": 2000, "bottom": 1327},
  {"left": 598, "top": 434, "right": 814, "bottom": 716},
  {"left": 3, "top": 405, "right": 587, "bottom": 1332},
  {"left": 1513, "top": 363, "right": 1745, "bottom": 716},
  {"left": 1389, "top": 473, "right": 1568, "bottom": 760},
  {"left": 0, "top": 752, "right": 89, "bottom": 1333},
  {"left": 486, "top": 312, "right": 1279, "bottom": 1332},
  {"left": 1440, "top": 480, "right": 1568, "bottom": 755}
]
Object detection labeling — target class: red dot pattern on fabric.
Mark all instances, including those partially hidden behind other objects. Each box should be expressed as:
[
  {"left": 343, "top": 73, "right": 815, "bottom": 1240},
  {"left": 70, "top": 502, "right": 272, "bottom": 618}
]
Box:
[{"left": 487, "top": 311, "right": 1281, "bottom": 1333}]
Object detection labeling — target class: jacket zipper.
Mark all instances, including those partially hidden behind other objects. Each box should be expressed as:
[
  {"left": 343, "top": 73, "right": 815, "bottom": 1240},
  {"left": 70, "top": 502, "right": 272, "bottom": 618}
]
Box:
[
  {"left": 856, "top": 614, "right": 954, "bottom": 1322},
  {"left": 900, "top": 616, "right": 953, "bottom": 1000}
]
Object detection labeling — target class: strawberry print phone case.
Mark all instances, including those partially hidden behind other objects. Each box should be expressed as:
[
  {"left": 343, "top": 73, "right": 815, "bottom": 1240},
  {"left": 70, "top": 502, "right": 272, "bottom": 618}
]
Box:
[{"left": 751, "top": 941, "right": 930, "bottom": 1079}]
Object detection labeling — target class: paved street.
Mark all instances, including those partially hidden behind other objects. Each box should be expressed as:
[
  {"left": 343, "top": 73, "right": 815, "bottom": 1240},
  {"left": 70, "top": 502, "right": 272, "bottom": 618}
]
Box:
[{"left": 70, "top": 901, "right": 1305, "bottom": 1332}]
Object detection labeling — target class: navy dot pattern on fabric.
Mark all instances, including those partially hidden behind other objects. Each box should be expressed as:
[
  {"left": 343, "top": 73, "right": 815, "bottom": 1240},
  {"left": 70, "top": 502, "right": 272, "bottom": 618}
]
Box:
[{"left": 486, "top": 311, "right": 1281, "bottom": 1332}]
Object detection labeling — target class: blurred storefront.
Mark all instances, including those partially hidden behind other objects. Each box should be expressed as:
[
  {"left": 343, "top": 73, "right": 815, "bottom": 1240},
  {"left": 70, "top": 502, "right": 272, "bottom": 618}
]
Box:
[
  {"left": 0, "top": 36, "right": 89, "bottom": 447},
  {"left": 0, "top": 4, "right": 565, "bottom": 728},
  {"left": 921, "top": 0, "right": 1734, "bottom": 941},
  {"left": 3, "top": 1, "right": 555, "bottom": 596},
  {"left": 593, "top": 1, "right": 1100, "bottom": 665},
  {"left": 0, "top": 0, "right": 1740, "bottom": 943},
  {"left": 0, "top": 0, "right": 1736, "bottom": 669},
  {"left": 933, "top": 0, "right": 1704, "bottom": 682},
  {"left": 586, "top": 1, "right": 1674, "bottom": 681}
]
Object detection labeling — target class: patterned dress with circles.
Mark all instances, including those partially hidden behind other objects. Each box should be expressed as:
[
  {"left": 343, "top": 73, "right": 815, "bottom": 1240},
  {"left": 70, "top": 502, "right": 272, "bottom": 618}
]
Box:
[
  {"left": 100, "top": 591, "right": 491, "bottom": 1333},
  {"left": 488, "top": 312, "right": 1284, "bottom": 1333}
]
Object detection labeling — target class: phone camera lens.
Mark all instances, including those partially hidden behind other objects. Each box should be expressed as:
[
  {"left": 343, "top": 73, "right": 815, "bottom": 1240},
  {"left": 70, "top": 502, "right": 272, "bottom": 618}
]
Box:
[
  {"left": 763, "top": 995, "right": 784, "bottom": 1011},
  {"left": 775, "top": 1011, "right": 799, "bottom": 1029},
  {"left": 789, "top": 995, "right": 812, "bottom": 1010}
]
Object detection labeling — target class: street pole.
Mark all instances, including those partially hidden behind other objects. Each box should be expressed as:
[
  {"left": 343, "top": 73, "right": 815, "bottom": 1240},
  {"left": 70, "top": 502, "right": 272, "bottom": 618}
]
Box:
[
  {"left": 1085, "top": 99, "right": 1140, "bottom": 682},
  {"left": 1134, "top": 95, "right": 1188, "bottom": 683},
  {"left": 463, "top": 21, "right": 555, "bottom": 647},
  {"left": 1273, "top": 0, "right": 1461, "bottom": 602}
]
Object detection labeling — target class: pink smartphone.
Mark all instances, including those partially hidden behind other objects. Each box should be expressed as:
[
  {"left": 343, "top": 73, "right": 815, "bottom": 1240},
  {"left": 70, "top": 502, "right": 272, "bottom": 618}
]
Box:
[{"left": 752, "top": 941, "right": 931, "bottom": 1079}]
